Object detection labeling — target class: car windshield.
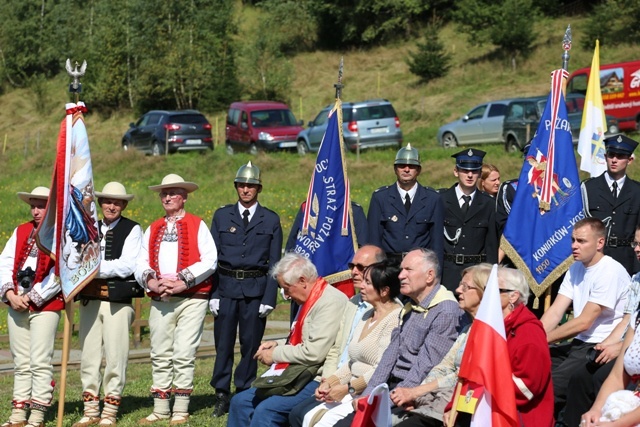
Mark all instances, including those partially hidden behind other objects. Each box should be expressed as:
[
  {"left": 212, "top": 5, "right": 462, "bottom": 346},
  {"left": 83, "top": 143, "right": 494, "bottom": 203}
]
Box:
[{"left": 250, "top": 109, "right": 298, "bottom": 128}]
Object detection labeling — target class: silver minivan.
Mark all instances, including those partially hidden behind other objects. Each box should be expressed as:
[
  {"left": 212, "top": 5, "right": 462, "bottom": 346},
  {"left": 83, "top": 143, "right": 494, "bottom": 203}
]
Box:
[{"left": 296, "top": 99, "right": 403, "bottom": 155}]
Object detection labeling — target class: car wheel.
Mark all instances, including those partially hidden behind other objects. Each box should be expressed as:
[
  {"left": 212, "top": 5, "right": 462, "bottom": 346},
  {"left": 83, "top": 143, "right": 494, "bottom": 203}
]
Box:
[
  {"left": 505, "top": 136, "right": 519, "bottom": 153},
  {"left": 226, "top": 143, "right": 234, "bottom": 155},
  {"left": 608, "top": 124, "right": 619, "bottom": 135},
  {"left": 152, "top": 141, "right": 162, "bottom": 156},
  {"left": 249, "top": 143, "right": 258, "bottom": 155},
  {"left": 442, "top": 132, "right": 458, "bottom": 148},
  {"left": 297, "top": 141, "right": 308, "bottom": 156}
]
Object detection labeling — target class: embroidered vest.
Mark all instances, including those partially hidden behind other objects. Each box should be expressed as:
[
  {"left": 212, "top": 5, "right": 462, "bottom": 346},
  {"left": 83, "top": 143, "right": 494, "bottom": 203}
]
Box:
[
  {"left": 147, "top": 212, "right": 212, "bottom": 298},
  {"left": 13, "top": 222, "right": 64, "bottom": 312}
]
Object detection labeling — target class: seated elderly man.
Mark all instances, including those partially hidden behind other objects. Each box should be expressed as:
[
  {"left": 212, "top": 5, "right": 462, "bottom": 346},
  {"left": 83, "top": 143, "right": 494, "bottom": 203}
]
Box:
[
  {"left": 332, "top": 248, "right": 463, "bottom": 427},
  {"left": 226, "top": 253, "right": 348, "bottom": 427}
]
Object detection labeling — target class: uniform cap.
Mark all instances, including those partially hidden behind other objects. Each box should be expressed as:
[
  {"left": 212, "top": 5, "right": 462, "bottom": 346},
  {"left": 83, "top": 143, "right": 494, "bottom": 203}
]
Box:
[
  {"left": 234, "top": 161, "right": 262, "bottom": 185},
  {"left": 604, "top": 134, "right": 639, "bottom": 156},
  {"left": 451, "top": 148, "right": 486, "bottom": 171},
  {"left": 394, "top": 143, "right": 421, "bottom": 166}
]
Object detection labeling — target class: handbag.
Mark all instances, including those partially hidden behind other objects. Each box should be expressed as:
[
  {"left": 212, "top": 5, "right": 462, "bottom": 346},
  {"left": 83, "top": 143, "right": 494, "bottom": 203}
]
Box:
[{"left": 252, "top": 364, "right": 320, "bottom": 399}]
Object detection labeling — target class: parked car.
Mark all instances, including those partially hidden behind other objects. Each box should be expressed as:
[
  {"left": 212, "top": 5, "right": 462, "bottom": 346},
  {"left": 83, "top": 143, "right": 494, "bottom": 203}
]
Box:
[
  {"left": 502, "top": 94, "right": 620, "bottom": 152},
  {"left": 225, "top": 101, "right": 304, "bottom": 155},
  {"left": 436, "top": 99, "right": 513, "bottom": 148},
  {"left": 122, "top": 110, "right": 213, "bottom": 155},
  {"left": 296, "top": 99, "right": 403, "bottom": 155}
]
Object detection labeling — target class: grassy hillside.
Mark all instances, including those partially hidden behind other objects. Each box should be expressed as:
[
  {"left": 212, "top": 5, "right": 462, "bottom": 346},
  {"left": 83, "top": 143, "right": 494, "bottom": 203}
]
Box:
[{"left": 0, "top": 13, "right": 638, "bottom": 247}]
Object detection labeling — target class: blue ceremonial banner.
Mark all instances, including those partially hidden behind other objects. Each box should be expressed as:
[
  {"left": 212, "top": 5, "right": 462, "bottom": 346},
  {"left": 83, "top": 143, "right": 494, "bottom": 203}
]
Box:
[
  {"left": 293, "top": 100, "right": 357, "bottom": 283},
  {"left": 501, "top": 70, "right": 584, "bottom": 306},
  {"left": 37, "top": 102, "right": 101, "bottom": 302}
]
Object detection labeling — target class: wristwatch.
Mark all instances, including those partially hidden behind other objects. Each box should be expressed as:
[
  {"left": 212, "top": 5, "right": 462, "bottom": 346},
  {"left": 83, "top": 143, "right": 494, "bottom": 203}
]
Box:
[{"left": 348, "top": 382, "right": 356, "bottom": 396}]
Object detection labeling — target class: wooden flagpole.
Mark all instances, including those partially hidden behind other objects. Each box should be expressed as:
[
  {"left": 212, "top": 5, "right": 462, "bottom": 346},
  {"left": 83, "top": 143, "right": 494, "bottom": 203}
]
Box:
[{"left": 57, "top": 303, "right": 73, "bottom": 427}]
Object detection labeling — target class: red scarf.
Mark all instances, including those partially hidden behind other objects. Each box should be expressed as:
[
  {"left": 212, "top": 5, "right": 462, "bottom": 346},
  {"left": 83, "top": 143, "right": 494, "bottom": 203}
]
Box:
[{"left": 275, "top": 277, "right": 328, "bottom": 370}]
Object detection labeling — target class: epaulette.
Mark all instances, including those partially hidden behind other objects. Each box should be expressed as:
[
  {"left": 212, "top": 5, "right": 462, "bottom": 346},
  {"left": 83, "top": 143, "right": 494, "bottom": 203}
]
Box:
[
  {"left": 352, "top": 201, "right": 362, "bottom": 207},
  {"left": 436, "top": 188, "right": 448, "bottom": 193},
  {"left": 374, "top": 185, "right": 391, "bottom": 193}
]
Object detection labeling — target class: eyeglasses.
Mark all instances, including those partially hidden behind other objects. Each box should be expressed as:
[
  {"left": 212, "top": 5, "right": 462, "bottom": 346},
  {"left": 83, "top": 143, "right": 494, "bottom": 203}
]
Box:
[
  {"left": 499, "top": 288, "right": 516, "bottom": 293},
  {"left": 631, "top": 242, "right": 640, "bottom": 248},
  {"left": 159, "top": 191, "right": 184, "bottom": 199},
  {"left": 348, "top": 262, "right": 368, "bottom": 271},
  {"left": 458, "top": 282, "right": 478, "bottom": 292}
]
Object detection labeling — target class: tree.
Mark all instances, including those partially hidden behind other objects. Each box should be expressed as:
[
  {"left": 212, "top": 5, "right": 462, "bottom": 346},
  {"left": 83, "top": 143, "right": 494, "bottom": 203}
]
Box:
[
  {"left": 453, "top": 0, "right": 538, "bottom": 70},
  {"left": 406, "top": 26, "right": 451, "bottom": 83},
  {"left": 583, "top": 1, "right": 640, "bottom": 48}
]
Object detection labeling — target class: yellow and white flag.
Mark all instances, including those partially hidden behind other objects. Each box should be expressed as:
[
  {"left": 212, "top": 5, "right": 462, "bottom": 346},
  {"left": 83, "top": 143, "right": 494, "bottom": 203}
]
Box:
[{"left": 577, "top": 40, "right": 607, "bottom": 177}]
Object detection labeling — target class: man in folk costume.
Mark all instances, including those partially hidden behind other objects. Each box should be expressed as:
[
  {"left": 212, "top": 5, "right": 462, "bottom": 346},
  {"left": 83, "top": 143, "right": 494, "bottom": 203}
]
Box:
[
  {"left": 72, "top": 182, "right": 143, "bottom": 427},
  {"left": 0, "top": 187, "right": 63, "bottom": 427},
  {"left": 209, "top": 161, "right": 283, "bottom": 417},
  {"left": 135, "top": 174, "right": 217, "bottom": 425},
  {"left": 227, "top": 253, "right": 347, "bottom": 427}
]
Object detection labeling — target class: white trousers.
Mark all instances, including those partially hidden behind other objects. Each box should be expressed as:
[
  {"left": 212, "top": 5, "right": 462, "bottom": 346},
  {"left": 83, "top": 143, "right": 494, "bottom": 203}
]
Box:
[
  {"left": 303, "top": 394, "right": 355, "bottom": 427},
  {"left": 8, "top": 309, "right": 61, "bottom": 406},
  {"left": 79, "top": 300, "right": 134, "bottom": 398},
  {"left": 149, "top": 297, "right": 207, "bottom": 391}
]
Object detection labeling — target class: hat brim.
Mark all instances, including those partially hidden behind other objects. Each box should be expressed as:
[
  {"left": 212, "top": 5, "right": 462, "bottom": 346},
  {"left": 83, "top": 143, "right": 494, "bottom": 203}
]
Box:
[
  {"left": 148, "top": 182, "right": 199, "bottom": 193},
  {"left": 95, "top": 192, "right": 135, "bottom": 201},
  {"left": 606, "top": 147, "right": 632, "bottom": 156},
  {"left": 17, "top": 193, "right": 48, "bottom": 205}
]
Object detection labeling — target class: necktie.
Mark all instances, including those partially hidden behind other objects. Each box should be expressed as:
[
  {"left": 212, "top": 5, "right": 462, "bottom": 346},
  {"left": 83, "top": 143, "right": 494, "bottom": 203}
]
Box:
[
  {"left": 612, "top": 181, "right": 618, "bottom": 200},
  {"left": 242, "top": 209, "right": 250, "bottom": 228},
  {"left": 461, "top": 195, "right": 471, "bottom": 215},
  {"left": 404, "top": 193, "right": 411, "bottom": 213}
]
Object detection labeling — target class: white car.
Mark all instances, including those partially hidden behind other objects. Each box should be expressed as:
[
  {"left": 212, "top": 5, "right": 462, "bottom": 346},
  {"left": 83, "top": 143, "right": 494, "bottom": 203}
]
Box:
[{"left": 437, "top": 100, "right": 514, "bottom": 148}]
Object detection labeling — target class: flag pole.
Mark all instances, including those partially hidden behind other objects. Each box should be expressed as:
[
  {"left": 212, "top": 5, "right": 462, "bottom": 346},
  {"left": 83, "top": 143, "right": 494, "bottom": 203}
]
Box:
[
  {"left": 561, "top": 25, "right": 572, "bottom": 96},
  {"left": 56, "top": 58, "right": 87, "bottom": 427},
  {"left": 447, "top": 381, "right": 463, "bottom": 426}
]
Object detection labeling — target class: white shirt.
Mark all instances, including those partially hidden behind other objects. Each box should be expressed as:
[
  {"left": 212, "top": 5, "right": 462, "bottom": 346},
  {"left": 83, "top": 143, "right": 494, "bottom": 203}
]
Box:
[
  {"left": 454, "top": 185, "right": 476, "bottom": 208},
  {"left": 604, "top": 172, "right": 626, "bottom": 196},
  {"left": 97, "top": 217, "right": 143, "bottom": 279},
  {"left": 396, "top": 183, "right": 417, "bottom": 204},
  {"left": 236, "top": 202, "right": 258, "bottom": 223}
]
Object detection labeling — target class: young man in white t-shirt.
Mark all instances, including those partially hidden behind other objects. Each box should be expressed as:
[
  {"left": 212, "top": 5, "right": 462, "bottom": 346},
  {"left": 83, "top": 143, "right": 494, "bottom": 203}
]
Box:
[{"left": 541, "top": 217, "right": 630, "bottom": 424}]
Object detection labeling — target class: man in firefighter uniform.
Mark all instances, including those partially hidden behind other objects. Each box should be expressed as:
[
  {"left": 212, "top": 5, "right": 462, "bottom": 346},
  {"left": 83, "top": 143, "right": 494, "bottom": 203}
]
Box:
[
  {"left": 367, "top": 143, "right": 444, "bottom": 267},
  {"left": 209, "top": 161, "right": 282, "bottom": 418},
  {"left": 440, "top": 149, "right": 498, "bottom": 291}
]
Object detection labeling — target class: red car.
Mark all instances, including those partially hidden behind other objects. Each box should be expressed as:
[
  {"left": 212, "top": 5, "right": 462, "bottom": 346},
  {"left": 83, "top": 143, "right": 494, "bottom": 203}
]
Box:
[{"left": 225, "top": 101, "right": 304, "bottom": 155}]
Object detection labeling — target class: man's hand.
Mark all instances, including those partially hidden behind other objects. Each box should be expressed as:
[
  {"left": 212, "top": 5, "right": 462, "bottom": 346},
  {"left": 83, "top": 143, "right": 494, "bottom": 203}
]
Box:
[
  {"left": 147, "top": 278, "right": 162, "bottom": 294},
  {"left": 6, "top": 290, "right": 28, "bottom": 312},
  {"left": 254, "top": 340, "right": 278, "bottom": 365},
  {"left": 158, "top": 278, "right": 187, "bottom": 296},
  {"left": 325, "top": 383, "right": 348, "bottom": 403},
  {"left": 390, "top": 387, "right": 417, "bottom": 408},
  {"left": 595, "top": 341, "right": 623, "bottom": 364},
  {"left": 209, "top": 299, "right": 220, "bottom": 317},
  {"left": 259, "top": 304, "right": 274, "bottom": 318}
]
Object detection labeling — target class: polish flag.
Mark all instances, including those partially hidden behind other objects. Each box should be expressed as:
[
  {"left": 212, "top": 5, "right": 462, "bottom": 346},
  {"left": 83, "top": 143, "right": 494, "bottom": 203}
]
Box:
[
  {"left": 351, "top": 383, "right": 392, "bottom": 427},
  {"left": 457, "top": 265, "right": 519, "bottom": 427}
]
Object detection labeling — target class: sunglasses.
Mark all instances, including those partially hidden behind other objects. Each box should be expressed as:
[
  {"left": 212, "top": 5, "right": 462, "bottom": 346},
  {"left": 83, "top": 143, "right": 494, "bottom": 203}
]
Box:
[{"left": 348, "top": 262, "right": 368, "bottom": 271}]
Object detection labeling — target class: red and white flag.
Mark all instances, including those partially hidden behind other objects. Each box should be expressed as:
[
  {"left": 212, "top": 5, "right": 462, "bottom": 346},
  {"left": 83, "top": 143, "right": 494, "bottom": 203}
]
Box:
[
  {"left": 351, "top": 383, "right": 392, "bottom": 427},
  {"left": 457, "top": 264, "right": 519, "bottom": 427},
  {"left": 36, "top": 102, "right": 100, "bottom": 302}
]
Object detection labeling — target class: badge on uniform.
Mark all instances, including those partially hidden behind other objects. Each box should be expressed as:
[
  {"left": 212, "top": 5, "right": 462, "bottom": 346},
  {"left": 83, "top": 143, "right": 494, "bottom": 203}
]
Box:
[
  {"left": 229, "top": 227, "right": 236, "bottom": 233},
  {"left": 391, "top": 215, "right": 398, "bottom": 222}
]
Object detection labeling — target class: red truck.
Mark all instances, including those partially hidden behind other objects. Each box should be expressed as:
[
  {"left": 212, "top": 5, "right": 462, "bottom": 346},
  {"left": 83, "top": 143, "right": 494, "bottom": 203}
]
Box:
[{"left": 567, "top": 59, "right": 640, "bottom": 131}]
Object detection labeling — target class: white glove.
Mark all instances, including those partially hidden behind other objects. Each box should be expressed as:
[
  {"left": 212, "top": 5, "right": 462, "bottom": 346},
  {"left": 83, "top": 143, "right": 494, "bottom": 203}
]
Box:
[
  {"left": 209, "top": 299, "right": 220, "bottom": 317},
  {"left": 280, "top": 287, "right": 290, "bottom": 301},
  {"left": 259, "top": 304, "right": 274, "bottom": 318}
]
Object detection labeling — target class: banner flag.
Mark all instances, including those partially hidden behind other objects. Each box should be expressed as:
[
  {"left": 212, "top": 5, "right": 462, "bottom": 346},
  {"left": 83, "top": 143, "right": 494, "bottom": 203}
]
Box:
[
  {"left": 501, "top": 70, "right": 584, "bottom": 306},
  {"left": 293, "top": 99, "right": 357, "bottom": 284},
  {"left": 457, "top": 265, "right": 518, "bottom": 427},
  {"left": 577, "top": 40, "right": 607, "bottom": 177},
  {"left": 36, "top": 102, "right": 101, "bottom": 302}
]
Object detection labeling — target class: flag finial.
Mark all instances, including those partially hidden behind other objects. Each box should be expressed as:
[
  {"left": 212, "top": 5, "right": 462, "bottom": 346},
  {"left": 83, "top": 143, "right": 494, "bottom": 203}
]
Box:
[
  {"left": 562, "top": 25, "right": 572, "bottom": 71},
  {"left": 65, "top": 58, "right": 87, "bottom": 103},
  {"left": 334, "top": 57, "right": 344, "bottom": 100}
]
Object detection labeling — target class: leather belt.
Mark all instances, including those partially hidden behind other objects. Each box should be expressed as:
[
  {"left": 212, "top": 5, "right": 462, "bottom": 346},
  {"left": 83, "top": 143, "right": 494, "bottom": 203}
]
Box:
[
  {"left": 444, "top": 253, "right": 487, "bottom": 265},
  {"left": 79, "top": 280, "right": 109, "bottom": 299},
  {"left": 152, "top": 293, "right": 209, "bottom": 302},
  {"left": 606, "top": 237, "right": 632, "bottom": 248},
  {"left": 218, "top": 265, "right": 267, "bottom": 280}
]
